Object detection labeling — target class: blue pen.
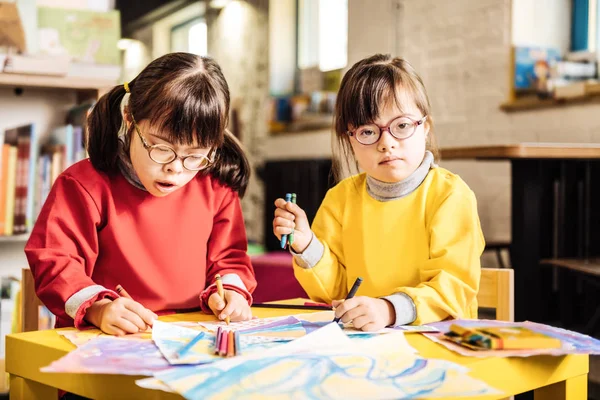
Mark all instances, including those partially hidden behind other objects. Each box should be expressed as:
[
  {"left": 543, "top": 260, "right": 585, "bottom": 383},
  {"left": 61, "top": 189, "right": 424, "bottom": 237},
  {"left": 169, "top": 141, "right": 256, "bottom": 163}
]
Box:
[
  {"left": 333, "top": 277, "right": 363, "bottom": 323},
  {"left": 176, "top": 331, "right": 206, "bottom": 358},
  {"left": 280, "top": 193, "right": 292, "bottom": 248}
]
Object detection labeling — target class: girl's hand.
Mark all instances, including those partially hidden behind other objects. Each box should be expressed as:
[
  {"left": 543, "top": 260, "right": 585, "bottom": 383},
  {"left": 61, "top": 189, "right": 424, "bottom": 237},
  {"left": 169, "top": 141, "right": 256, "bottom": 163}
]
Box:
[
  {"left": 85, "top": 298, "right": 158, "bottom": 336},
  {"left": 272, "top": 198, "right": 312, "bottom": 253},
  {"left": 208, "top": 289, "right": 252, "bottom": 322},
  {"left": 332, "top": 296, "right": 395, "bottom": 332}
]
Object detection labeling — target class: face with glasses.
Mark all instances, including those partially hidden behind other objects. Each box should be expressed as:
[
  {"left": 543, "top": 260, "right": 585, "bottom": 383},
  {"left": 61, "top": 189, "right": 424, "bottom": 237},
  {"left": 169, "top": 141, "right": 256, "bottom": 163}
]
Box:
[
  {"left": 128, "top": 115, "right": 214, "bottom": 197},
  {"left": 347, "top": 97, "right": 429, "bottom": 183}
]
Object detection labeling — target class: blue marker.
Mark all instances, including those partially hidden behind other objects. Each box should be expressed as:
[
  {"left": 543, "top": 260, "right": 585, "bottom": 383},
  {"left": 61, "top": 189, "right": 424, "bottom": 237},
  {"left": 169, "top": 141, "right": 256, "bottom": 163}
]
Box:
[
  {"left": 280, "top": 193, "right": 292, "bottom": 248},
  {"left": 176, "top": 331, "right": 205, "bottom": 358}
]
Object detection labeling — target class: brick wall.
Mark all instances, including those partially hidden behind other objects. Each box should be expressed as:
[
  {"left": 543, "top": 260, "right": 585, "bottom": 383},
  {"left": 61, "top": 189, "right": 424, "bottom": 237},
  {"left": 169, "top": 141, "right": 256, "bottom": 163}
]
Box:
[
  {"left": 394, "top": 0, "right": 598, "bottom": 247},
  {"left": 207, "top": 0, "right": 270, "bottom": 243}
]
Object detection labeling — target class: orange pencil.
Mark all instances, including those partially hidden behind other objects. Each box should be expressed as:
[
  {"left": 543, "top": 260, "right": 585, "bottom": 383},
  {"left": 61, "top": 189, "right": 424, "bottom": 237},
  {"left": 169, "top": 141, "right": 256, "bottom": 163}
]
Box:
[
  {"left": 115, "top": 284, "right": 132, "bottom": 299},
  {"left": 227, "top": 330, "right": 235, "bottom": 357}
]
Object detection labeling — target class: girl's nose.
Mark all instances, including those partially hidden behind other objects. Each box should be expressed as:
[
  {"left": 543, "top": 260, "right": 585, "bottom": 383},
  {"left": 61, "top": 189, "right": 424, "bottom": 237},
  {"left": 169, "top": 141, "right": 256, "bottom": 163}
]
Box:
[
  {"left": 165, "top": 157, "right": 184, "bottom": 173},
  {"left": 377, "top": 129, "right": 398, "bottom": 152}
]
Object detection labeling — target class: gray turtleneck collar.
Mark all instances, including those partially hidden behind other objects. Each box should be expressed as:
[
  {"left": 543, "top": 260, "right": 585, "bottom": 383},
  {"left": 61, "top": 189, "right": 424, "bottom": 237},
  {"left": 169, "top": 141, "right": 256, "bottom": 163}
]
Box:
[{"left": 366, "top": 150, "right": 436, "bottom": 202}]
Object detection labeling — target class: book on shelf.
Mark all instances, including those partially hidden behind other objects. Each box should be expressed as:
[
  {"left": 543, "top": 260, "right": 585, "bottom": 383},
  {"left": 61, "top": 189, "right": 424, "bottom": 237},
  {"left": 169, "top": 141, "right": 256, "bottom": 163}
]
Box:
[
  {"left": 2, "top": 124, "right": 38, "bottom": 235},
  {"left": 1, "top": 121, "right": 86, "bottom": 238}
]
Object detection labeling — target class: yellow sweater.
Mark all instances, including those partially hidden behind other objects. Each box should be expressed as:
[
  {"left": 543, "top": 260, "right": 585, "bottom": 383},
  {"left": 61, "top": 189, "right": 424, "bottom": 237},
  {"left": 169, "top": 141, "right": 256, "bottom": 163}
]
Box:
[{"left": 293, "top": 167, "right": 484, "bottom": 325}]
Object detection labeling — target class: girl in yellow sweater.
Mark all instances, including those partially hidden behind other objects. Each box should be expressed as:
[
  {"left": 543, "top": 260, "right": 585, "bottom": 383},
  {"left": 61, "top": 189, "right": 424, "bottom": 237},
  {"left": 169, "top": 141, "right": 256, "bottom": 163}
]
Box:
[{"left": 272, "top": 54, "right": 484, "bottom": 331}]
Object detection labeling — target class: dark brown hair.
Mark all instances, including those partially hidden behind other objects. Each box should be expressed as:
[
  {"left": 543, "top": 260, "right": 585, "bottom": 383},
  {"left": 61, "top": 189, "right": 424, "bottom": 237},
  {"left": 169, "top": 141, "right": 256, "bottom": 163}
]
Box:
[
  {"left": 332, "top": 53, "right": 438, "bottom": 182},
  {"left": 87, "top": 52, "right": 250, "bottom": 196}
]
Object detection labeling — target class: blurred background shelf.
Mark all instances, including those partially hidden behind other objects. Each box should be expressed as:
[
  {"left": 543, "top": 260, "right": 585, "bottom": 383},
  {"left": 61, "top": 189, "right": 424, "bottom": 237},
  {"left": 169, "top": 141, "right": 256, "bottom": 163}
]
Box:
[
  {"left": 0, "top": 234, "right": 29, "bottom": 243},
  {"left": 0, "top": 73, "right": 114, "bottom": 94}
]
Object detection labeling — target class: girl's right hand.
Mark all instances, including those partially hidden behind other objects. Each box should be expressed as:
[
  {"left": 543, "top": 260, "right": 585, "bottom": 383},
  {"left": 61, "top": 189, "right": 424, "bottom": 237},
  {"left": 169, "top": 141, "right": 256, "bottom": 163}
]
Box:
[
  {"left": 85, "top": 298, "right": 157, "bottom": 336},
  {"left": 273, "top": 198, "right": 312, "bottom": 253}
]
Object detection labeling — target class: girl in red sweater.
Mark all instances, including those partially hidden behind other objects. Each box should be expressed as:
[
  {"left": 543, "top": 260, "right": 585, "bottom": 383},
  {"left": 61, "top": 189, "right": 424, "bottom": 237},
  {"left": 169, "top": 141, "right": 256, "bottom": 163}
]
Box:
[{"left": 25, "top": 53, "right": 256, "bottom": 335}]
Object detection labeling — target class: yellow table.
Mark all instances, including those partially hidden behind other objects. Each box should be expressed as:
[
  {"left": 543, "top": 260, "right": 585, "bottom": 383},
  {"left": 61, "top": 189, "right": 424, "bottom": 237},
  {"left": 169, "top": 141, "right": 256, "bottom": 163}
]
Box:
[{"left": 7, "top": 304, "right": 588, "bottom": 400}]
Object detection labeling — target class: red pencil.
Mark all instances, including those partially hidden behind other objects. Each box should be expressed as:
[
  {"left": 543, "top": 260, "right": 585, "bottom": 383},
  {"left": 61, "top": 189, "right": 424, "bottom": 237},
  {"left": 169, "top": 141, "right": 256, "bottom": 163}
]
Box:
[
  {"left": 304, "top": 302, "right": 332, "bottom": 308},
  {"left": 115, "top": 284, "right": 133, "bottom": 299},
  {"left": 219, "top": 329, "right": 229, "bottom": 356}
]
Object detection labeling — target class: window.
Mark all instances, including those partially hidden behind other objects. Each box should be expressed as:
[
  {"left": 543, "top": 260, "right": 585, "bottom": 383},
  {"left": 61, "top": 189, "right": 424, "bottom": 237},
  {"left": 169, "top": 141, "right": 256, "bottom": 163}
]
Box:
[
  {"left": 170, "top": 18, "right": 208, "bottom": 56},
  {"left": 297, "top": 0, "right": 348, "bottom": 72},
  {"left": 571, "top": 0, "right": 598, "bottom": 51}
]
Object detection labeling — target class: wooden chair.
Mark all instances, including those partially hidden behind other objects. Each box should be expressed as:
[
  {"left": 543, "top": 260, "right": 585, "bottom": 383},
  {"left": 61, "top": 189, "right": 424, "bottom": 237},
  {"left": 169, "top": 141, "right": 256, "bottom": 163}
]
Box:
[
  {"left": 483, "top": 240, "right": 511, "bottom": 269},
  {"left": 478, "top": 268, "right": 514, "bottom": 400},
  {"left": 478, "top": 267, "right": 514, "bottom": 322},
  {"left": 21, "top": 268, "right": 43, "bottom": 332}
]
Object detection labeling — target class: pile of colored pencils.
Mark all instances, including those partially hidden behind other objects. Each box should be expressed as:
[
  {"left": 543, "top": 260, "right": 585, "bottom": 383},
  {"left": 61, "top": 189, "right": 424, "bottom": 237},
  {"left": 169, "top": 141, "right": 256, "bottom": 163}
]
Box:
[{"left": 215, "top": 326, "right": 241, "bottom": 357}]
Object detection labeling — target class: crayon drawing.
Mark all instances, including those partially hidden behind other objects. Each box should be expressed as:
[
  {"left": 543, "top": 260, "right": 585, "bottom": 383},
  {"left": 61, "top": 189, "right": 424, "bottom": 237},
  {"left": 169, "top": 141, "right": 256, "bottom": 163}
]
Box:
[
  {"left": 154, "top": 324, "right": 498, "bottom": 400},
  {"left": 42, "top": 336, "right": 172, "bottom": 375},
  {"left": 56, "top": 321, "right": 200, "bottom": 348},
  {"left": 425, "top": 319, "right": 600, "bottom": 357}
]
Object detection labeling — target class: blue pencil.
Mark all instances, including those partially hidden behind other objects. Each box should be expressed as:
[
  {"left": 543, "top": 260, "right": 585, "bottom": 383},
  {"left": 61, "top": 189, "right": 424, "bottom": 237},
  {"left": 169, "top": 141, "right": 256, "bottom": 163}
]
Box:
[
  {"left": 176, "top": 331, "right": 206, "bottom": 358},
  {"left": 234, "top": 330, "right": 241, "bottom": 356},
  {"left": 280, "top": 193, "right": 292, "bottom": 248},
  {"left": 333, "top": 277, "right": 363, "bottom": 323}
]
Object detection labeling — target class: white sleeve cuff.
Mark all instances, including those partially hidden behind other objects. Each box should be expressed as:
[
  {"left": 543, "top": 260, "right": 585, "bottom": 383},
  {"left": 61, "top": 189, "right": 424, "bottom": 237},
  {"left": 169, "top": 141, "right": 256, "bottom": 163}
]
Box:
[
  {"left": 221, "top": 273, "right": 248, "bottom": 292},
  {"left": 65, "top": 285, "right": 112, "bottom": 319},
  {"left": 205, "top": 273, "right": 248, "bottom": 292},
  {"left": 290, "top": 232, "right": 325, "bottom": 269},
  {"left": 382, "top": 292, "right": 417, "bottom": 327}
]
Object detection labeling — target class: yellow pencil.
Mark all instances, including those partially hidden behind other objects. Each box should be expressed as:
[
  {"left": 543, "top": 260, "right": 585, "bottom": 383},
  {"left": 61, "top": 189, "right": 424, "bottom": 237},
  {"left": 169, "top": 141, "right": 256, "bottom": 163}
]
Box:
[{"left": 215, "top": 274, "right": 230, "bottom": 325}]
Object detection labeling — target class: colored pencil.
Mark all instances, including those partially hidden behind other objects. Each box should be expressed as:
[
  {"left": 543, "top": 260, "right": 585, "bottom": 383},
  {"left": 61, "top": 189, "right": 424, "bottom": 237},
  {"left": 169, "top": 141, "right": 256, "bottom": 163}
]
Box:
[
  {"left": 219, "top": 329, "right": 229, "bottom": 356},
  {"left": 115, "top": 284, "right": 132, "bottom": 299},
  {"left": 215, "top": 326, "right": 222, "bottom": 354},
  {"left": 288, "top": 193, "right": 297, "bottom": 245},
  {"left": 234, "top": 330, "right": 241, "bottom": 356},
  {"left": 304, "top": 302, "right": 332, "bottom": 308},
  {"left": 251, "top": 303, "right": 333, "bottom": 310},
  {"left": 280, "top": 193, "right": 292, "bottom": 248},
  {"left": 176, "top": 331, "right": 205, "bottom": 358},
  {"left": 215, "top": 274, "right": 230, "bottom": 325},
  {"left": 333, "top": 277, "right": 363, "bottom": 323},
  {"left": 227, "top": 330, "right": 235, "bottom": 357}
]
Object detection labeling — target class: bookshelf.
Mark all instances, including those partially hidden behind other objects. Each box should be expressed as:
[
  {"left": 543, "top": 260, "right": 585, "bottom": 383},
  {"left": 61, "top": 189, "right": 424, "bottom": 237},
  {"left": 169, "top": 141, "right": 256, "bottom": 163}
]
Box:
[{"left": 0, "top": 72, "right": 115, "bottom": 267}]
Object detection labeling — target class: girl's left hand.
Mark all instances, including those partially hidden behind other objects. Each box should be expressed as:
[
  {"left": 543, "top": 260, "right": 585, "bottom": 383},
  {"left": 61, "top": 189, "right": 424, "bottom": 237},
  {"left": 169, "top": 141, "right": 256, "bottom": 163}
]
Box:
[
  {"left": 332, "top": 296, "right": 395, "bottom": 332},
  {"left": 208, "top": 289, "right": 252, "bottom": 322}
]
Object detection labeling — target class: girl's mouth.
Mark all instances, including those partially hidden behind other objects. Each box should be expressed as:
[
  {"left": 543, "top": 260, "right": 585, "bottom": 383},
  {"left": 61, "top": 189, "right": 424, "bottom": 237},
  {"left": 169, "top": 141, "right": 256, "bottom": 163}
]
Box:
[{"left": 155, "top": 181, "right": 178, "bottom": 193}]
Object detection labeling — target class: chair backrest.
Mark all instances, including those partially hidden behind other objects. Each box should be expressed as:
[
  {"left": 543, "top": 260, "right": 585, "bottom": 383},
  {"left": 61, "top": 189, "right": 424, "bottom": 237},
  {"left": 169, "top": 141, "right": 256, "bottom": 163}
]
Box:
[
  {"left": 21, "top": 268, "right": 43, "bottom": 332},
  {"left": 478, "top": 268, "right": 514, "bottom": 322}
]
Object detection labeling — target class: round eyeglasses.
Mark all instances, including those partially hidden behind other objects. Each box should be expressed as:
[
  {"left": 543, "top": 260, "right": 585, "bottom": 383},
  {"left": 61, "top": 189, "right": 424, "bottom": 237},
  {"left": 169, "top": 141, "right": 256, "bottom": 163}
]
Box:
[
  {"left": 348, "top": 115, "right": 428, "bottom": 145},
  {"left": 131, "top": 115, "right": 214, "bottom": 171}
]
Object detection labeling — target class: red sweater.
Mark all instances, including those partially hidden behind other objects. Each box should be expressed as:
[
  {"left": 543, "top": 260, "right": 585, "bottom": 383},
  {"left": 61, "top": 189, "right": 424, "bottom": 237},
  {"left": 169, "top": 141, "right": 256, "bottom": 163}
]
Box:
[{"left": 25, "top": 160, "right": 256, "bottom": 328}]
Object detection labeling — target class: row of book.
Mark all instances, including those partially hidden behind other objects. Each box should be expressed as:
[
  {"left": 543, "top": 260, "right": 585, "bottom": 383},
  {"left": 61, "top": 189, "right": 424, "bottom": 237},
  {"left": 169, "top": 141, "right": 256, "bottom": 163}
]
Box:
[{"left": 0, "top": 124, "right": 86, "bottom": 236}]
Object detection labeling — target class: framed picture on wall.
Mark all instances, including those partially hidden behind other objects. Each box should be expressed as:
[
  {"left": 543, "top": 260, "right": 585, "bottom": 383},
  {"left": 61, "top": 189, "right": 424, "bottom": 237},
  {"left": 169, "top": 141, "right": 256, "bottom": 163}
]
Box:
[{"left": 513, "top": 46, "right": 561, "bottom": 93}]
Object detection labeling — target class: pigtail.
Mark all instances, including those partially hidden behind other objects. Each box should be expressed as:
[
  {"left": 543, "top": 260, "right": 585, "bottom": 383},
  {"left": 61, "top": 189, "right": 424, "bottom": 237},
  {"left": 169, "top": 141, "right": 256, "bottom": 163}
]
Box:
[
  {"left": 87, "top": 85, "right": 127, "bottom": 172},
  {"left": 208, "top": 130, "right": 250, "bottom": 198}
]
